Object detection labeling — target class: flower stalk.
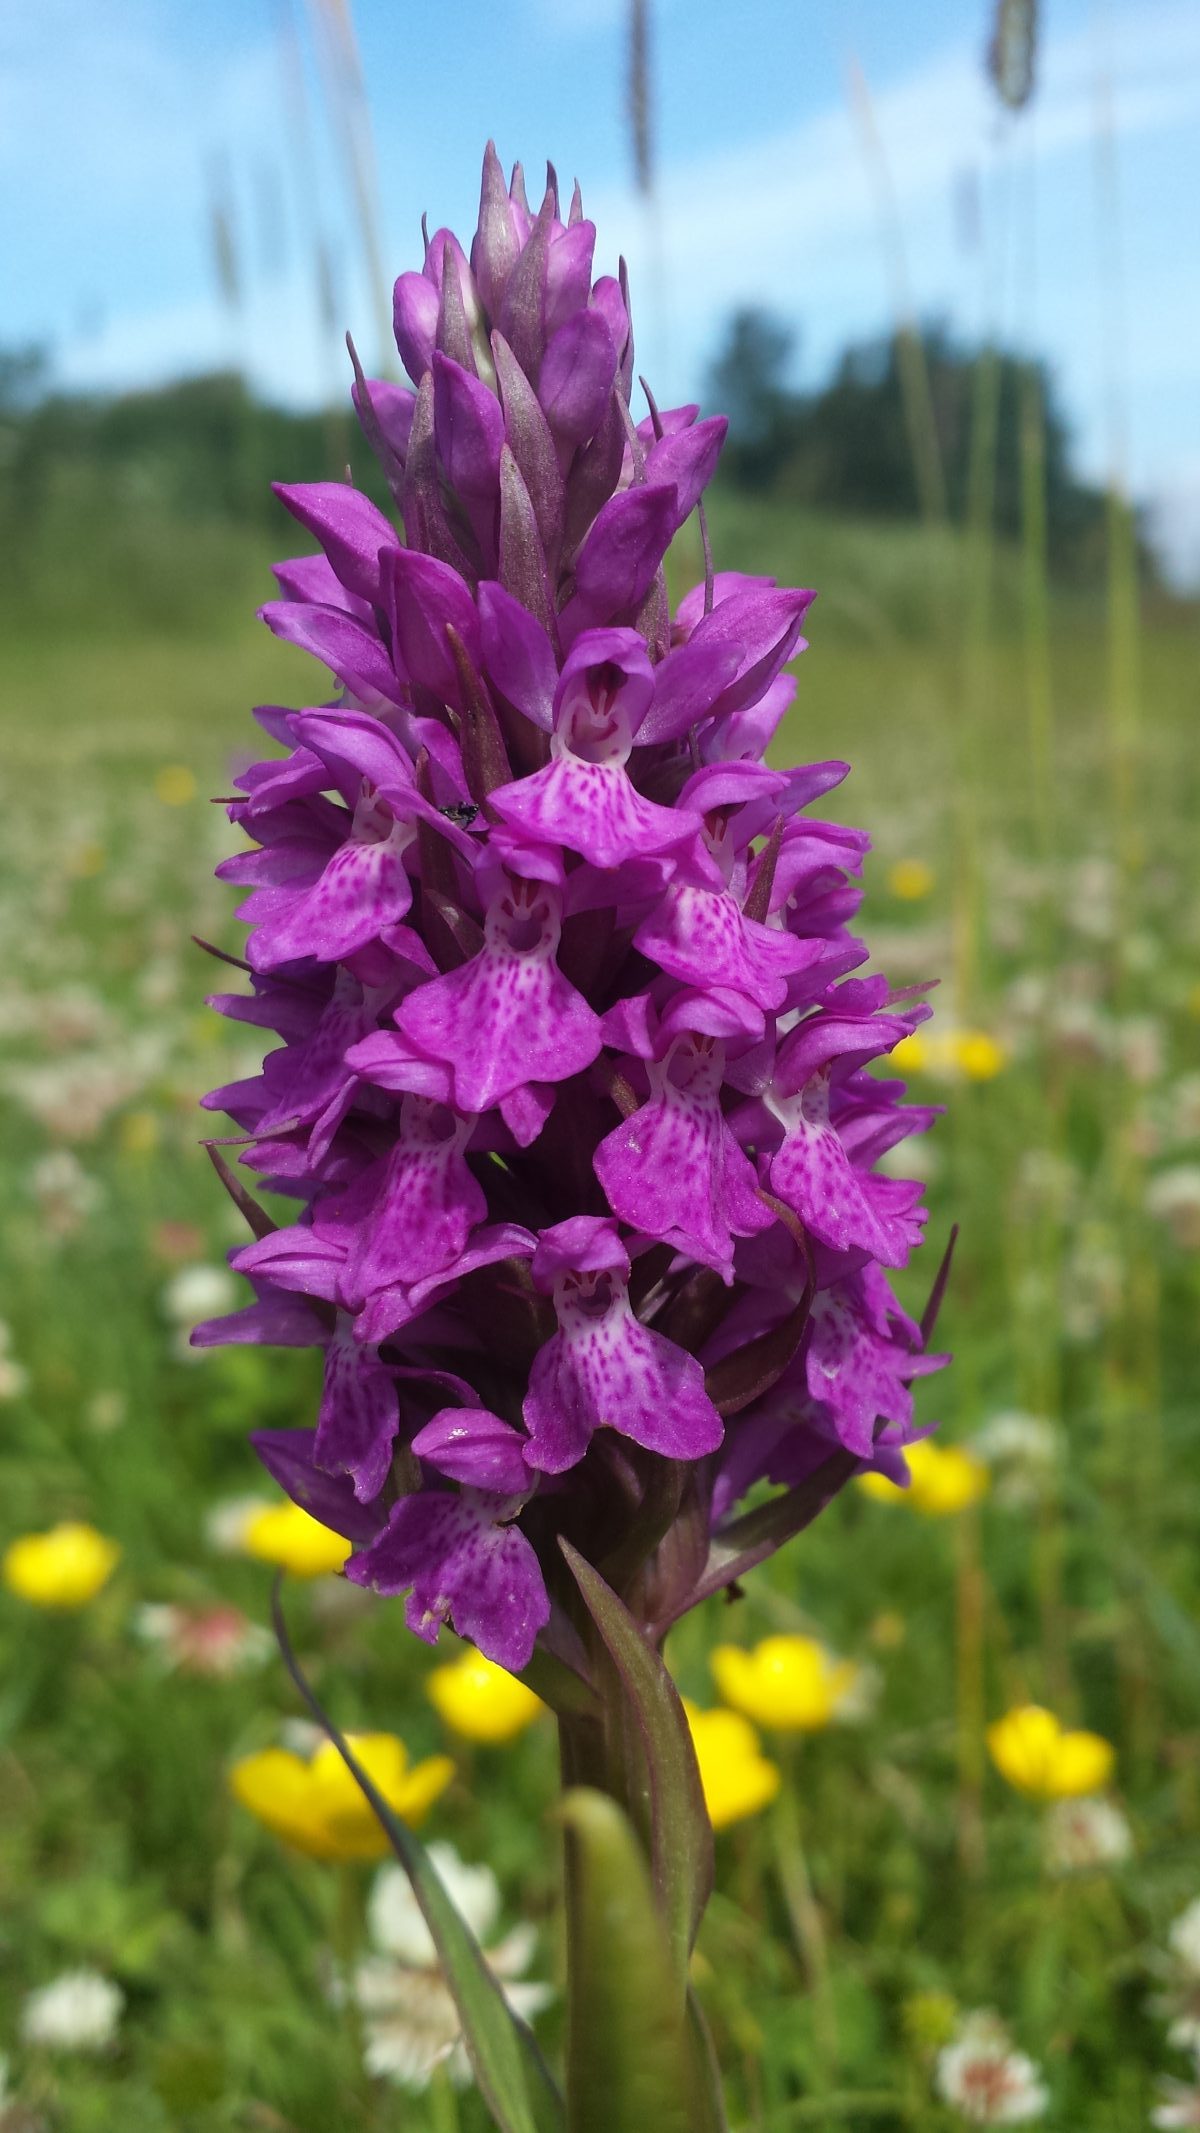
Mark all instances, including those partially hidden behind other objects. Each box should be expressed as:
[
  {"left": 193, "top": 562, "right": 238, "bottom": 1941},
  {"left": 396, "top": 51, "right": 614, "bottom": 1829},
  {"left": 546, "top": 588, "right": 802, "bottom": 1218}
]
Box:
[{"left": 200, "top": 143, "right": 949, "bottom": 2122}]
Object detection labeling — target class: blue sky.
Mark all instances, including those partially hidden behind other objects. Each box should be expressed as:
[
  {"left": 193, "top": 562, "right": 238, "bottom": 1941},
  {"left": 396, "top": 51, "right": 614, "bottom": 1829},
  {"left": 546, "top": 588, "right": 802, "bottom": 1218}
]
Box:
[{"left": 4, "top": 0, "right": 1199, "bottom": 576}]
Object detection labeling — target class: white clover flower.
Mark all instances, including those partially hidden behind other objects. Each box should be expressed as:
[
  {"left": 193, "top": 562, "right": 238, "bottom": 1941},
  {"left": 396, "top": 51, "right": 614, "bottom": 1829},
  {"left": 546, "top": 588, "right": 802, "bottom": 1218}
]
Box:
[
  {"left": 161, "top": 1263, "right": 237, "bottom": 1327},
  {"left": 0, "top": 1320, "right": 28, "bottom": 1403},
  {"left": 1153, "top": 2062, "right": 1200, "bottom": 2129},
  {"left": 133, "top": 1601, "right": 272, "bottom": 1676},
  {"left": 21, "top": 1969, "right": 124, "bottom": 2052},
  {"left": 1171, "top": 1902, "right": 1200, "bottom": 1976},
  {"left": 204, "top": 1494, "right": 272, "bottom": 1554},
  {"left": 1147, "top": 1169, "right": 1200, "bottom": 1251},
  {"left": 28, "top": 1149, "right": 104, "bottom": 1238},
  {"left": 353, "top": 1845, "right": 551, "bottom": 2090},
  {"left": 971, "top": 1411, "right": 1062, "bottom": 1510},
  {"left": 935, "top": 2010, "right": 1048, "bottom": 2123},
  {"left": 1150, "top": 1899, "right": 1200, "bottom": 2051},
  {"left": 1043, "top": 1795, "right": 1133, "bottom": 1875}
]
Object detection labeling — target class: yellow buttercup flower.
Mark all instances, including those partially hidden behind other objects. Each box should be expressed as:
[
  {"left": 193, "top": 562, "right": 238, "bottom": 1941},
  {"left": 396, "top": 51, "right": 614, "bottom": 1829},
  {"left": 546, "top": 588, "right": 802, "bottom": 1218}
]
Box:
[
  {"left": 890, "top": 1029, "right": 1006, "bottom": 1083},
  {"left": 711, "top": 1635, "right": 861, "bottom": 1733},
  {"left": 230, "top": 1733, "right": 455, "bottom": 1859},
  {"left": 951, "top": 1030, "right": 1006, "bottom": 1082},
  {"left": 242, "top": 1501, "right": 352, "bottom": 1577},
  {"left": 426, "top": 1648, "right": 544, "bottom": 1744},
  {"left": 859, "top": 1438, "right": 989, "bottom": 1518},
  {"left": 891, "top": 1031, "right": 930, "bottom": 1076},
  {"left": 986, "top": 1704, "right": 1115, "bottom": 1802},
  {"left": 683, "top": 1700, "right": 781, "bottom": 1831},
  {"left": 154, "top": 764, "right": 197, "bottom": 807},
  {"left": 2, "top": 1522, "right": 121, "bottom": 1609},
  {"left": 887, "top": 857, "right": 935, "bottom": 902}
]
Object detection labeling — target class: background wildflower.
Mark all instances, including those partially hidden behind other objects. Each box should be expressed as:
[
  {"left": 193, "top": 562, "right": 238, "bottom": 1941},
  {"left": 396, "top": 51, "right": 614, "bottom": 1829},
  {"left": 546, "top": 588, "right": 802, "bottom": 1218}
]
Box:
[
  {"left": 352, "top": 1845, "right": 550, "bottom": 2088},
  {"left": 20, "top": 1969, "right": 124, "bottom": 2053},
  {"left": 1156, "top": 1899, "right": 1200, "bottom": 2051},
  {"left": 133, "top": 1601, "right": 272, "bottom": 1676},
  {"left": 1147, "top": 1167, "right": 1200, "bottom": 1251},
  {"left": 426, "top": 1647, "right": 544, "bottom": 1743},
  {"left": 987, "top": 1705, "right": 1115, "bottom": 1801},
  {"left": 1154, "top": 2061, "right": 1200, "bottom": 2128},
  {"left": 860, "top": 1438, "right": 989, "bottom": 1516},
  {"left": 0, "top": 1321, "right": 28, "bottom": 1402},
  {"left": 154, "top": 763, "right": 197, "bottom": 806},
  {"left": 970, "top": 1411, "right": 1061, "bottom": 1510},
  {"left": 888, "top": 857, "right": 935, "bottom": 900},
  {"left": 230, "top": 1733, "right": 454, "bottom": 1859},
  {"left": 2, "top": 1521, "right": 120, "bottom": 1608},
  {"left": 1043, "top": 1795, "right": 1132, "bottom": 1874},
  {"left": 241, "top": 1500, "right": 352, "bottom": 1577},
  {"left": 684, "top": 1701, "right": 782, "bottom": 1830},
  {"left": 934, "top": 2009, "right": 1048, "bottom": 2122},
  {"left": 711, "top": 1634, "right": 862, "bottom": 1732}
]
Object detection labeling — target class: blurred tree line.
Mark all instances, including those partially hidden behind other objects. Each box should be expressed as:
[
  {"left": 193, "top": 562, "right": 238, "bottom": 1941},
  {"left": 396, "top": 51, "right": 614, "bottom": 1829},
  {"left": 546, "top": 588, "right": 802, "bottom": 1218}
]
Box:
[
  {"left": 0, "top": 312, "right": 1134, "bottom": 614},
  {"left": 708, "top": 309, "right": 1115, "bottom": 578}
]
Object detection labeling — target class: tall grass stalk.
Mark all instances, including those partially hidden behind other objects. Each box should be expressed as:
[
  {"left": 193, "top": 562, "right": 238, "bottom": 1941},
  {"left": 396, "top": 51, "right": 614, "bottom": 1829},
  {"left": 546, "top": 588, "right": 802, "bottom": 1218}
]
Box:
[
  {"left": 307, "top": 0, "right": 394, "bottom": 375},
  {"left": 774, "top": 1742, "right": 839, "bottom": 2092},
  {"left": 846, "top": 60, "right": 947, "bottom": 530},
  {"left": 954, "top": 1505, "right": 987, "bottom": 1882},
  {"left": 1091, "top": 12, "right": 1157, "bottom": 1783}
]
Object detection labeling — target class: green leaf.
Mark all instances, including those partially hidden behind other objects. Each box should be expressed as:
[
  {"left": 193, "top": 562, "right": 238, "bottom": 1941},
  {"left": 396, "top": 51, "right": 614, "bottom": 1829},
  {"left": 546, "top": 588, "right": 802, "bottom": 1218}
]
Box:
[
  {"left": 272, "top": 1585, "right": 563, "bottom": 2133},
  {"left": 560, "top": 1787, "right": 699, "bottom": 2133},
  {"left": 560, "top": 1540, "right": 712, "bottom": 1977},
  {"left": 686, "top": 1988, "right": 731, "bottom": 2133}
]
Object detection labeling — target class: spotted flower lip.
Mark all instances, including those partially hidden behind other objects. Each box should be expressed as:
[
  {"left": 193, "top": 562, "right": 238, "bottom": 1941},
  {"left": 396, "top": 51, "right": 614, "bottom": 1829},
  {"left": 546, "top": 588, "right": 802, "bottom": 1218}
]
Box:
[{"left": 197, "top": 143, "right": 945, "bottom": 1680}]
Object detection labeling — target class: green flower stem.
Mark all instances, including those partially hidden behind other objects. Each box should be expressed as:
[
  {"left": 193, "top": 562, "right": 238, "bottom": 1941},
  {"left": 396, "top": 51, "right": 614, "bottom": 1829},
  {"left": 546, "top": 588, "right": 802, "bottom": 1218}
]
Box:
[
  {"left": 428, "top": 2066, "right": 463, "bottom": 2133},
  {"left": 773, "top": 1740, "right": 838, "bottom": 2090},
  {"left": 954, "top": 1504, "right": 987, "bottom": 1882}
]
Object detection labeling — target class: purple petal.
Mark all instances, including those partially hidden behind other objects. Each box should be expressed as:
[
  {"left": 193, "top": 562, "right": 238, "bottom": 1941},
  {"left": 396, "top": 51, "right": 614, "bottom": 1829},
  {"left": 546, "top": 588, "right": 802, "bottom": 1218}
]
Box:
[
  {"left": 259, "top": 602, "right": 401, "bottom": 706},
  {"left": 413, "top": 1406, "right": 532, "bottom": 1493},
  {"left": 635, "top": 881, "right": 819, "bottom": 1011},
  {"left": 490, "top": 754, "right": 696, "bottom": 870},
  {"left": 272, "top": 482, "right": 400, "bottom": 605},
  {"left": 352, "top": 376, "right": 417, "bottom": 464},
  {"left": 314, "top": 1323, "right": 399, "bottom": 1501},
  {"left": 524, "top": 1311, "right": 723, "bottom": 1473},
  {"left": 767, "top": 1075, "right": 927, "bottom": 1267},
  {"left": 478, "top": 580, "right": 556, "bottom": 729},
  {"left": 347, "top": 1490, "right": 550, "bottom": 1671},
  {"left": 432, "top": 352, "right": 505, "bottom": 501},
  {"left": 252, "top": 830, "right": 415, "bottom": 969},
  {"left": 593, "top": 1035, "right": 771, "bottom": 1279},
  {"left": 233, "top": 1224, "right": 346, "bottom": 1300},
  {"left": 393, "top": 269, "right": 439, "bottom": 383},
  {"left": 472, "top": 140, "right": 522, "bottom": 320},
  {"left": 566, "top": 485, "right": 679, "bottom": 629},
  {"left": 272, "top": 552, "right": 366, "bottom": 614},
  {"left": 545, "top": 219, "right": 596, "bottom": 337},
  {"left": 644, "top": 415, "right": 727, "bottom": 524},
  {"left": 539, "top": 307, "right": 617, "bottom": 445},
  {"left": 531, "top": 1216, "right": 628, "bottom": 1290},
  {"left": 251, "top": 1427, "right": 385, "bottom": 1541},
  {"left": 342, "top": 1099, "right": 486, "bottom": 1299},
  {"left": 384, "top": 549, "right": 482, "bottom": 711},
  {"left": 394, "top": 883, "right": 601, "bottom": 1111}
]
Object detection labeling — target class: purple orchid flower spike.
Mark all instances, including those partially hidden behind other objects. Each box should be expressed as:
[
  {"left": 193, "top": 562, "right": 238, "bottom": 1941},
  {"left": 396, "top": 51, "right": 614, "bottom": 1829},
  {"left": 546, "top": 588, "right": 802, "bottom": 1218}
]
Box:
[{"left": 197, "top": 140, "right": 947, "bottom": 1833}]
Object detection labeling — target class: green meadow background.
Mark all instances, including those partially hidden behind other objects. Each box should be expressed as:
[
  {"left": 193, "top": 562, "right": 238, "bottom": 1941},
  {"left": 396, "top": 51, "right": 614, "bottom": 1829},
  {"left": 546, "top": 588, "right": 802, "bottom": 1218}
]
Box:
[{"left": 1, "top": 354, "right": 1199, "bottom": 2128}]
